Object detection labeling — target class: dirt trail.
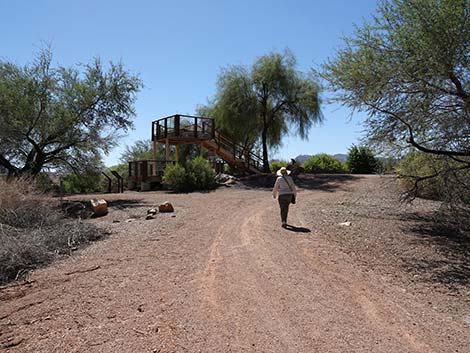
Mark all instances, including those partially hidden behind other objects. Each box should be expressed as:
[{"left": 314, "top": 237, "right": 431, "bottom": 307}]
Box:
[{"left": 1, "top": 176, "right": 468, "bottom": 352}]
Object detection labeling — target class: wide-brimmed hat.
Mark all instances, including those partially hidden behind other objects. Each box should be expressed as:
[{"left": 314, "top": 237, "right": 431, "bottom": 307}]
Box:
[{"left": 276, "top": 167, "right": 291, "bottom": 176}]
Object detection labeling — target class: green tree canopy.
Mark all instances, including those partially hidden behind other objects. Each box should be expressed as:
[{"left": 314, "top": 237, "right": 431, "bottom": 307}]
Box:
[
  {"left": 199, "top": 49, "right": 322, "bottom": 172},
  {"left": 119, "top": 139, "right": 158, "bottom": 163},
  {"left": 0, "top": 48, "right": 142, "bottom": 176},
  {"left": 323, "top": 0, "right": 470, "bottom": 192},
  {"left": 346, "top": 145, "right": 380, "bottom": 174}
]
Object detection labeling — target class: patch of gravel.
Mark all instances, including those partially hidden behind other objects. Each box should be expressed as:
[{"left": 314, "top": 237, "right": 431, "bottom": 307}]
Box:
[{"left": 298, "top": 175, "right": 470, "bottom": 322}]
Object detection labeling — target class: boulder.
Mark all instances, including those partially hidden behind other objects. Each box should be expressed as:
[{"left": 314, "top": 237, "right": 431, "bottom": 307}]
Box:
[
  {"left": 224, "top": 179, "right": 237, "bottom": 186},
  {"left": 90, "top": 199, "right": 108, "bottom": 217},
  {"left": 215, "top": 173, "right": 237, "bottom": 184},
  {"left": 158, "top": 201, "right": 174, "bottom": 213}
]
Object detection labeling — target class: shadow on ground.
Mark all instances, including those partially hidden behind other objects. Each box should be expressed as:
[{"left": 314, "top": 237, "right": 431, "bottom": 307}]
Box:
[
  {"left": 400, "top": 211, "right": 470, "bottom": 290},
  {"left": 285, "top": 225, "right": 311, "bottom": 233},
  {"left": 61, "top": 199, "right": 148, "bottom": 218},
  {"left": 238, "top": 174, "right": 362, "bottom": 192}
]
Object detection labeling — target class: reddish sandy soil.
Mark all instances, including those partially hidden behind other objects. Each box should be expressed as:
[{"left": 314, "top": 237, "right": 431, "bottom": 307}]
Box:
[{"left": 1, "top": 175, "right": 469, "bottom": 352}]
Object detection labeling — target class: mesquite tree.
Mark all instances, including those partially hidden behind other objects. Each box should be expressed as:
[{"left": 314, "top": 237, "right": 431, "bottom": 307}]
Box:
[
  {"left": 323, "top": 0, "right": 470, "bottom": 199},
  {"left": 0, "top": 48, "right": 142, "bottom": 177}
]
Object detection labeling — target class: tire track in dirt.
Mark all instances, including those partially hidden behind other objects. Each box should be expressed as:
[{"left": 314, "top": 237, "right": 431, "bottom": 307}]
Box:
[
  {"left": 291, "top": 196, "right": 454, "bottom": 353},
  {"left": 1, "top": 183, "right": 468, "bottom": 352},
  {"left": 198, "top": 197, "right": 313, "bottom": 351}
]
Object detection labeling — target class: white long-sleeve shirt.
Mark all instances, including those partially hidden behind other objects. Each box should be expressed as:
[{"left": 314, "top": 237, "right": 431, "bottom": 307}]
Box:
[{"left": 272, "top": 175, "right": 297, "bottom": 198}]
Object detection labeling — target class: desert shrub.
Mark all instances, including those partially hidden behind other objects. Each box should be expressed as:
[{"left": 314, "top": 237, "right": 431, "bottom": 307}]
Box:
[
  {"left": 163, "top": 157, "right": 216, "bottom": 192},
  {"left": 0, "top": 177, "right": 53, "bottom": 228},
  {"left": 186, "top": 156, "right": 217, "bottom": 190},
  {"left": 270, "top": 159, "right": 289, "bottom": 171},
  {"left": 163, "top": 163, "right": 189, "bottom": 192},
  {"left": 397, "top": 152, "right": 470, "bottom": 203},
  {"left": 378, "top": 157, "right": 398, "bottom": 174},
  {"left": 346, "top": 145, "right": 380, "bottom": 174},
  {"left": 303, "top": 154, "right": 345, "bottom": 174},
  {"left": 0, "top": 178, "right": 102, "bottom": 283},
  {"left": 61, "top": 171, "right": 104, "bottom": 194},
  {"left": 397, "top": 152, "right": 448, "bottom": 200}
]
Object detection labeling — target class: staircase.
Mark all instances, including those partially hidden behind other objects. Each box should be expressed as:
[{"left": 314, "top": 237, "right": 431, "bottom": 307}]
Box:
[{"left": 202, "top": 130, "right": 264, "bottom": 174}]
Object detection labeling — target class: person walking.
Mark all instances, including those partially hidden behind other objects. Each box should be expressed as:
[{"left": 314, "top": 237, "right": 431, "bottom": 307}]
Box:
[{"left": 272, "top": 167, "right": 297, "bottom": 228}]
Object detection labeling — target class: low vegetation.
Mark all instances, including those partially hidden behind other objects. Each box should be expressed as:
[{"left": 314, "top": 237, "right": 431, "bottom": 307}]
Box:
[
  {"left": 302, "top": 154, "right": 345, "bottom": 174},
  {"left": 397, "top": 152, "right": 470, "bottom": 202},
  {"left": 0, "top": 178, "right": 102, "bottom": 284},
  {"left": 346, "top": 145, "right": 380, "bottom": 174},
  {"left": 269, "top": 159, "right": 289, "bottom": 171},
  {"left": 163, "top": 156, "right": 216, "bottom": 192}
]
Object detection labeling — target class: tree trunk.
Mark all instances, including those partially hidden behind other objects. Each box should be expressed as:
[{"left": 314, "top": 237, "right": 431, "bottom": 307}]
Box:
[{"left": 261, "top": 127, "right": 270, "bottom": 173}]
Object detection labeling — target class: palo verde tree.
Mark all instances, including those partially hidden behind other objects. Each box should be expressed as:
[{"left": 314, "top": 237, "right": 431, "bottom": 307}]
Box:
[
  {"left": 0, "top": 48, "right": 142, "bottom": 177},
  {"left": 322, "top": 0, "right": 470, "bottom": 199},
  {"left": 200, "top": 49, "right": 322, "bottom": 172}
]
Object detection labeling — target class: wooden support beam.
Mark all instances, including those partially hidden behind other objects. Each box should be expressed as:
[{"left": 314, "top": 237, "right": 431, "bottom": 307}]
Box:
[
  {"left": 165, "top": 138, "right": 170, "bottom": 162},
  {"left": 152, "top": 140, "right": 158, "bottom": 160}
]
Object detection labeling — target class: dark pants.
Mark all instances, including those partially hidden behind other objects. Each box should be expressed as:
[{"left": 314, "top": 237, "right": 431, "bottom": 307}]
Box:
[{"left": 278, "top": 194, "right": 293, "bottom": 223}]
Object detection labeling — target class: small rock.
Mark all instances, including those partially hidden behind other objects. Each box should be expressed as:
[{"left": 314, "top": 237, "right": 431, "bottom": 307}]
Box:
[
  {"left": 112, "top": 220, "right": 120, "bottom": 223},
  {"left": 159, "top": 202, "right": 174, "bottom": 213},
  {"left": 147, "top": 208, "right": 158, "bottom": 215},
  {"left": 339, "top": 221, "right": 351, "bottom": 226},
  {"left": 125, "top": 218, "right": 134, "bottom": 223}
]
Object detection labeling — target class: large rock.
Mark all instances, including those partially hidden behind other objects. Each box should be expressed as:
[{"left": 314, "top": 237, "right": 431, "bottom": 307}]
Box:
[
  {"left": 158, "top": 201, "right": 174, "bottom": 213},
  {"left": 215, "top": 173, "right": 237, "bottom": 184},
  {"left": 90, "top": 199, "right": 108, "bottom": 217}
]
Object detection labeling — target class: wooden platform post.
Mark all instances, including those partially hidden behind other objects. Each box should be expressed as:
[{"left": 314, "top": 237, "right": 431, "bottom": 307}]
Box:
[
  {"left": 152, "top": 140, "right": 158, "bottom": 160},
  {"left": 165, "top": 138, "right": 170, "bottom": 162}
]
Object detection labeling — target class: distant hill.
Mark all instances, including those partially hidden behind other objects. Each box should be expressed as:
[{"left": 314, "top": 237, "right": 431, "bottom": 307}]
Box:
[
  {"left": 294, "top": 153, "right": 347, "bottom": 163},
  {"left": 294, "top": 154, "right": 311, "bottom": 163},
  {"left": 333, "top": 154, "right": 347, "bottom": 162}
]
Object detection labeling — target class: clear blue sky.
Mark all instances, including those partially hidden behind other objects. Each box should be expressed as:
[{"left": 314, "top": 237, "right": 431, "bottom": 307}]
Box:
[{"left": 1, "top": 0, "right": 378, "bottom": 166}]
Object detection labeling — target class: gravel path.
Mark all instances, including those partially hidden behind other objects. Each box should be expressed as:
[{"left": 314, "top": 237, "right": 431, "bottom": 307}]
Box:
[{"left": 1, "top": 175, "right": 468, "bottom": 352}]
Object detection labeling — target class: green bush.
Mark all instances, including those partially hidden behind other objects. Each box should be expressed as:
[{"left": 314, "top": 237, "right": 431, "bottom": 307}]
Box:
[
  {"left": 162, "top": 163, "right": 189, "bottom": 192},
  {"left": 396, "top": 152, "right": 445, "bottom": 199},
  {"left": 303, "top": 154, "right": 345, "bottom": 174},
  {"left": 397, "top": 152, "right": 470, "bottom": 207},
  {"left": 270, "top": 159, "right": 289, "bottom": 171},
  {"left": 346, "top": 145, "right": 380, "bottom": 174},
  {"left": 61, "top": 171, "right": 104, "bottom": 194},
  {"left": 187, "top": 156, "right": 217, "bottom": 190},
  {"left": 163, "top": 157, "right": 216, "bottom": 192}
]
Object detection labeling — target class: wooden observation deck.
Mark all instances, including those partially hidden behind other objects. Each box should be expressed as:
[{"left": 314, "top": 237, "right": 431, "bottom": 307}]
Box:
[
  {"left": 152, "top": 114, "right": 215, "bottom": 144},
  {"left": 129, "top": 114, "right": 263, "bottom": 189}
]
